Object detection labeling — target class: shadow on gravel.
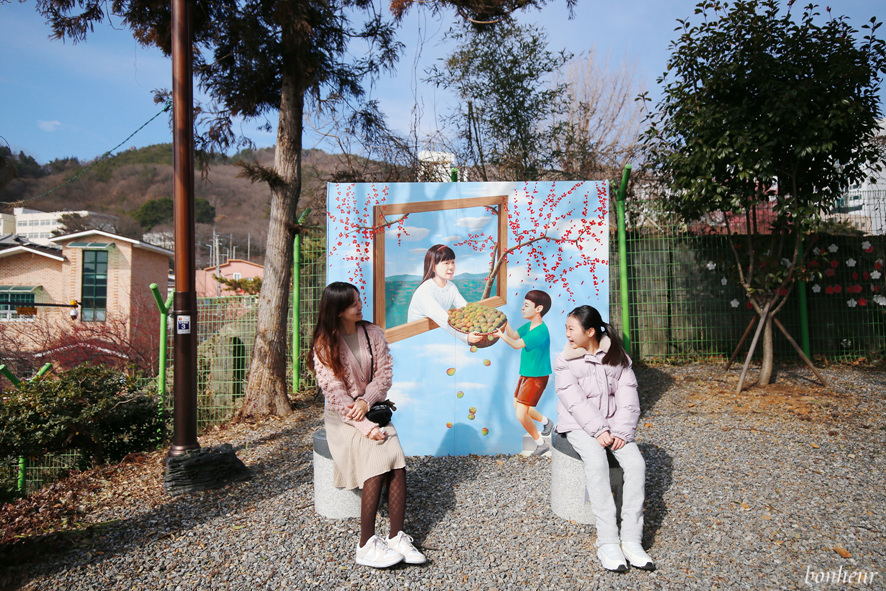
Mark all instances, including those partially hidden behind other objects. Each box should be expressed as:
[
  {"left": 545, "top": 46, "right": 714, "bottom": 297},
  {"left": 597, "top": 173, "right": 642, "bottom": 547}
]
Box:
[
  {"left": 634, "top": 365, "right": 675, "bottom": 416},
  {"left": 0, "top": 416, "right": 324, "bottom": 589},
  {"left": 638, "top": 442, "right": 672, "bottom": 551},
  {"left": 402, "top": 454, "right": 482, "bottom": 547}
]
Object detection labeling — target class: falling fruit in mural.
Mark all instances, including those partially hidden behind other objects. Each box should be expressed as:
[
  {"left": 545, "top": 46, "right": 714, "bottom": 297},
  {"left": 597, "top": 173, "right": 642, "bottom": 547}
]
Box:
[
  {"left": 483, "top": 359, "right": 491, "bottom": 367},
  {"left": 468, "top": 413, "right": 476, "bottom": 420},
  {"left": 446, "top": 422, "right": 453, "bottom": 428},
  {"left": 446, "top": 367, "right": 455, "bottom": 376},
  {"left": 469, "top": 407, "right": 477, "bottom": 413},
  {"left": 470, "top": 346, "right": 478, "bottom": 353},
  {"left": 456, "top": 391, "right": 464, "bottom": 398},
  {"left": 481, "top": 428, "right": 489, "bottom": 436}
]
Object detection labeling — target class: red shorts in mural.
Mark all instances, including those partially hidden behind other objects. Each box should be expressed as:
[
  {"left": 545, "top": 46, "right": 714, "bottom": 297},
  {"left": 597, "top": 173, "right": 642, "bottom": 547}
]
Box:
[{"left": 513, "top": 375, "right": 549, "bottom": 407}]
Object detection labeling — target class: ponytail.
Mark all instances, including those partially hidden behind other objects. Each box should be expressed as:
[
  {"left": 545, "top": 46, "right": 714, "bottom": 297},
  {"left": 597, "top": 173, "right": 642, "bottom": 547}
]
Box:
[{"left": 568, "top": 306, "right": 629, "bottom": 368}]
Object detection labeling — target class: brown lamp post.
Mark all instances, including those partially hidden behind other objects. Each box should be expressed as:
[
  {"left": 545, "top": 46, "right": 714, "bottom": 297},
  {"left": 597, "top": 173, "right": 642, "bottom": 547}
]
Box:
[{"left": 167, "top": 0, "right": 200, "bottom": 459}]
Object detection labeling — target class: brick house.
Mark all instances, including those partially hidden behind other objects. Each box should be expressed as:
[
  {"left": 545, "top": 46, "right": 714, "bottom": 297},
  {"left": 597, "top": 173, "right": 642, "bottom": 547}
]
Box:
[
  {"left": 195, "top": 259, "right": 264, "bottom": 298},
  {"left": 0, "top": 230, "right": 172, "bottom": 364}
]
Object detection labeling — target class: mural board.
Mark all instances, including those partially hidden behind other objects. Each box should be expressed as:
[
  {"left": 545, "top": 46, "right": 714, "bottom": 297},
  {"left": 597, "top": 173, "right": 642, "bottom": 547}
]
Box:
[{"left": 327, "top": 181, "right": 609, "bottom": 455}]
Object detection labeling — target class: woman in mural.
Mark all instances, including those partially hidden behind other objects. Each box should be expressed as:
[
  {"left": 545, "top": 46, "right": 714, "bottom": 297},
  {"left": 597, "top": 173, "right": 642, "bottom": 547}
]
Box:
[
  {"left": 309, "top": 282, "right": 427, "bottom": 569},
  {"left": 407, "top": 244, "right": 482, "bottom": 344},
  {"left": 554, "top": 305, "right": 655, "bottom": 573}
]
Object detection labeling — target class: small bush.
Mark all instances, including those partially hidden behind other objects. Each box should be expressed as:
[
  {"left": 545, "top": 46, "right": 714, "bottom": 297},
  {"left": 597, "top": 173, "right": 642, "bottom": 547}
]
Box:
[{"left": 0, "top": 365, "right": 166, "bottom": 467}]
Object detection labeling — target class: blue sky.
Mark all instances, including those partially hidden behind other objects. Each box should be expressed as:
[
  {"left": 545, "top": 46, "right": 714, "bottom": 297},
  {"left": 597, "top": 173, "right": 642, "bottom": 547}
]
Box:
[{"left": 2, "top": 0, "right": 884, "bottom": 164}]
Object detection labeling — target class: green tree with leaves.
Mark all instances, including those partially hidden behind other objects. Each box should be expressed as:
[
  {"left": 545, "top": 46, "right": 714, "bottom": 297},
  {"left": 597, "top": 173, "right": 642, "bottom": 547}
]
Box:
[
  {"left": 37, "top": 0, "right": 400, "bottom": 418},
  {"left": 132, "top": 197, "right": 214, "bottom": 229},
  {"left": 642, "top": 0, "right": 886, "bottom": 388},
  {"left": 428, "top": 21, "right": 571, "bottom": 181}
]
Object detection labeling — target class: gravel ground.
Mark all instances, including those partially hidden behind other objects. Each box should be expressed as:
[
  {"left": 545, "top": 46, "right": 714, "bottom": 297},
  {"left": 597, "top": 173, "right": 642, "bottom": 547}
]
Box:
[{"left": 2, "top": 363, "right": 884, "bottom": 591}]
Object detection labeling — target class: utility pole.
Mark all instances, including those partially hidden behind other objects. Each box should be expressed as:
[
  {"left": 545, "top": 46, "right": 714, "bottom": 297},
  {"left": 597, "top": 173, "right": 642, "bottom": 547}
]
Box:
[
  {"left": 214, "top": 229, "right": 221, "bottom": 296},
  {"left": 163, "top": 0, "right": 250, "bottom": 496},
  {"left": 167, "top": 0, "right": 200, "bottom": 460}
]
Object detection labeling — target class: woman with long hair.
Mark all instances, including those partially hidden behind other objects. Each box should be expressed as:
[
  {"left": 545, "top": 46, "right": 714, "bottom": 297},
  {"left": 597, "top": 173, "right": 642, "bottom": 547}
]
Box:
[
  {"left": 309, "top": 281, "right": 426, "bottom": 568},
  {"left": 554, "top": 305, "right": 655, "bottom": 573},
  {"left": 406, "top": 244, "right": 481, "bottom": 344}
]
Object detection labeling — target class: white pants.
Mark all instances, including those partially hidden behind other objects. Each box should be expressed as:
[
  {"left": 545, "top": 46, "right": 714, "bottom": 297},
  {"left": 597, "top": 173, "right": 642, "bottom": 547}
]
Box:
[{"left": 566, "top": 430, "right": 646, "bottom": 546}]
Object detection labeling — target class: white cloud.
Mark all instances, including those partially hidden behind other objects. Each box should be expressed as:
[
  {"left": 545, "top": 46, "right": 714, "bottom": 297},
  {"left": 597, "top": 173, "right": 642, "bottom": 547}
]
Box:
[
  {"left": 414, "top": 343, "right": 483, "bottom": 367},
  {"left": 456, "top": 216, "right": 494, "bottom": 232},
  {"left": 37, "top": 120, "right": 62, "bottom": 132},
  {"left": 554, "top": 218, "right": 607, "bottom": 258},
  {"left": 387, "top": 381, "right": 419, "bottom": 408},
  {"left": 390, "top": 225, "right": 430, "bottom": 242}
]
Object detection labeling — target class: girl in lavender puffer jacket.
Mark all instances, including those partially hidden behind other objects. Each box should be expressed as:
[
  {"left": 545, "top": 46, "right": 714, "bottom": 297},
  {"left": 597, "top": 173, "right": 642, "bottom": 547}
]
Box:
[{"left": 554, "top": 305, "right": 656, "bottom": 573}]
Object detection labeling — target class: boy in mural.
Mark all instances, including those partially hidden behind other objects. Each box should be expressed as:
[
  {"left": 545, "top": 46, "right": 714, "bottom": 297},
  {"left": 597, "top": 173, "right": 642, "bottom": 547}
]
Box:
[{"left": 492, "top": 289, "right": 554, "bottom": 456}]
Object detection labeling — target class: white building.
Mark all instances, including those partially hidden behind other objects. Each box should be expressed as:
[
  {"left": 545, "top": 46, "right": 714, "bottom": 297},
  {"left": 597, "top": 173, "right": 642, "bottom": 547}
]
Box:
[
  {"left": 418, "top": 151, "right": 457, "bottom": 182},
  {"left": 12, "top": 207, "right": 117, "bottom": 244},
  {"left": 829, "top": 119, "right": 886, "bottom": 235}
]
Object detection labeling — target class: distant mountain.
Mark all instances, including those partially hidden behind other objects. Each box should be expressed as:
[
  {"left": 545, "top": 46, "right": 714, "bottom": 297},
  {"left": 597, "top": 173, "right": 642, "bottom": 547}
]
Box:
[
  {"left": 385, "top": 272, "right": 490, "bottom": 282},
  {"left": 0, "top": 144, "right": 354, "bottom": 267}
]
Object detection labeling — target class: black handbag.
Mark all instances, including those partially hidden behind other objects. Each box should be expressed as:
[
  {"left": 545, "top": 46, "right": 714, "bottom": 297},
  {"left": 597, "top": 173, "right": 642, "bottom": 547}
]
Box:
[
  {"left": 365, "top": 401, "right": 395, "bottom": 426},
  {"left": 359, "top": 324, "right": 396, "bottom": 427}
]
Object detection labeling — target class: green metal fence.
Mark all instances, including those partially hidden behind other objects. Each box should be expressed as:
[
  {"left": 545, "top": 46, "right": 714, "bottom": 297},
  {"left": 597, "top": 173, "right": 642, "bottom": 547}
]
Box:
[
  {"left": 162, "top": 225, "right": 327, "bottom": 431},
  {"left": 611, "top": 188, "right": 886, "bottom": 362}
]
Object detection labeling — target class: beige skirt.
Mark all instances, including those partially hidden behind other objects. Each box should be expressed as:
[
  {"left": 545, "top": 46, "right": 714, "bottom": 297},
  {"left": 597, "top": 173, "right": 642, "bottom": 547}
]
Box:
[{"left": 323, "top": 408, "right": 406, "bottom": 490}]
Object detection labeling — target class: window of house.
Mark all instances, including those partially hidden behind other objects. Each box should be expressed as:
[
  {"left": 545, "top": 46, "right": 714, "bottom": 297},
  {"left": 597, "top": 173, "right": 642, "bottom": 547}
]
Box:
[
  {"left": 0, "top": 286, "right": 38, "bottom": 322},
  {"left": 232, "top": 273, "right": 242, "bottom": 280},
  {"left": 81, "top": 250, "right": 108, "bottom": 321}
]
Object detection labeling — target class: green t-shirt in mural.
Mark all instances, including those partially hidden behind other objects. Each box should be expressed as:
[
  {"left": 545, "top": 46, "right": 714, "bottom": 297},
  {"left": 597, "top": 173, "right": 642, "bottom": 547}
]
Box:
[{"left": 517, "top": 322, "right": 552, "bottom": 377}]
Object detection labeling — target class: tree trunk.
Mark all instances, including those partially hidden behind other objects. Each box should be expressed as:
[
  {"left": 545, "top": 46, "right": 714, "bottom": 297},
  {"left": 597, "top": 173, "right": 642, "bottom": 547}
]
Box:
[
  {"left": 758, "top": 314, "right": 774, "bottom": 386},
  {"left": 238, "top": 65, "right": 304, "bottom": 420}
]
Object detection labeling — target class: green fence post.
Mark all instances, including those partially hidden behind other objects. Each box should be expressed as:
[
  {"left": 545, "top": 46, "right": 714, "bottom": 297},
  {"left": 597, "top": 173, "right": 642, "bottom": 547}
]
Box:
[
  {"left": 615, "top": 165, "right": 633, "bottom": 356},
  {"left": 451, "top": 167, "right": 458, "bottom": 182},
  {"left": 293, "top": 208, "right": 311, "bottom": 395},
  {"left": 797, "top": 241, "right": 811, "bottom": 359},
  {"left": 34, "top": 363, "right": 52, "bottom": 379},
  {"left": 150, "top": 283, "right": 174, "bottom": 415},
  {"left": 0, "top": 364, "right": 22, "bottom": 388},
  {"left": 17, "top": 457, "right": 27, "bottom": 494}
]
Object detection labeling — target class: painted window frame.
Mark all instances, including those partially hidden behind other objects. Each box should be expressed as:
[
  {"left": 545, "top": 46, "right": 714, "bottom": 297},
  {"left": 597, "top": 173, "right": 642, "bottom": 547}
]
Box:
[{"left": 372, "top": 195, "right": 508, "bottom": 343}]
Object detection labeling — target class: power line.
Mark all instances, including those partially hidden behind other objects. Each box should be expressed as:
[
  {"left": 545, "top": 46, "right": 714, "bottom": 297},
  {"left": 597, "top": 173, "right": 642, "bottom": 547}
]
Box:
[{"left": 13, "top": 101, "right": 172, "bottom": 205}]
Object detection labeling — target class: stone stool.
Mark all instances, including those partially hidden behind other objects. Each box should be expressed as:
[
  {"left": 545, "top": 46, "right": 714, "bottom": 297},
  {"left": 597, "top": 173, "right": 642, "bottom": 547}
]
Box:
[
  {"left": 550, "top": 431, "right": 623, "bottom": 524},
  {"left": 313, "top": 429, "right": 361, "bottom": 519}
]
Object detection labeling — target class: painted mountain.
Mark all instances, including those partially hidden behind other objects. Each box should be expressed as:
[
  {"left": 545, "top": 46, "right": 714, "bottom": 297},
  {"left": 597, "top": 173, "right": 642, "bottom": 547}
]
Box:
[{"left": 384, "top": 273, "right": 498, "bottom": 327}]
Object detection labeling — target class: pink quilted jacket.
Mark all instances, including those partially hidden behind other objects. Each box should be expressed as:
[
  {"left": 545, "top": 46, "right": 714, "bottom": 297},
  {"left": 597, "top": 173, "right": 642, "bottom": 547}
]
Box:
[{"left": 553, "top": 336, "right": 640, "bottom": 442}]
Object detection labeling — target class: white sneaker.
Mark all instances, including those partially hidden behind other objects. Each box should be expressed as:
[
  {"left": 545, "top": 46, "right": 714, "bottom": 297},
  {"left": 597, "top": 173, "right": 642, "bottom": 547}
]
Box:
[
  {"left": 596, "top": 543, "right": 628, "bottom": 572},
  {"left": 356, "top": 535, "right": 404, "bottom": 568},
  {"left": 387, "top": 531, "right": 427, "bottom": 564},
  {"left": 621, "top": 541, "right": 656, "bottom": 571}
]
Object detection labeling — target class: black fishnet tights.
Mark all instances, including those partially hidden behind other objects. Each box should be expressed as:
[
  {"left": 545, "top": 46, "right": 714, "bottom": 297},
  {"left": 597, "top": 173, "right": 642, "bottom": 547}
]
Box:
[{"left": 360, "top": 468, "right": 406, "bottom": 546}]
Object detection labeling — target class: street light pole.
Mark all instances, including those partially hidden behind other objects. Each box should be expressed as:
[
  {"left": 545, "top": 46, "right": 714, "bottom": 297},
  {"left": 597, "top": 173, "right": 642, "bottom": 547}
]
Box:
[{"left": 168, "top": 0, "right": 199, "bottom": 459}]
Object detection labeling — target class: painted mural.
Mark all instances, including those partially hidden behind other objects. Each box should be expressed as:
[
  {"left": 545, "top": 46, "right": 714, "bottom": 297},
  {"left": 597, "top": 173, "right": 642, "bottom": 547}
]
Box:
[{"left": 326, "top": 181, "right": 609, "bottom": 455}]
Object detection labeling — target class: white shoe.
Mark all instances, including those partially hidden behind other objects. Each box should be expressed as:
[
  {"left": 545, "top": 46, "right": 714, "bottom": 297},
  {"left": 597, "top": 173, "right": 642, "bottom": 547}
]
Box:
[
  {"left": 596, "top": 543, "right": 628, "bottom": 572},
  {"left": 356, "top": 535, "right": 404, "bottom": 568},
  {"left": 621, "top": 541, "right": 656, "bottom": 571},
  {"left": 387, "top": 531, "right": 427, "bottom": 564}
]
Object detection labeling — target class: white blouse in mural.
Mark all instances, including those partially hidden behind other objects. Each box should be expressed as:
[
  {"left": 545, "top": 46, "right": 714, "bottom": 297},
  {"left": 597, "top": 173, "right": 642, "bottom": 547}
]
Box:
[{"left": 406, "top": 279, "right": 469, "bottom": 343}]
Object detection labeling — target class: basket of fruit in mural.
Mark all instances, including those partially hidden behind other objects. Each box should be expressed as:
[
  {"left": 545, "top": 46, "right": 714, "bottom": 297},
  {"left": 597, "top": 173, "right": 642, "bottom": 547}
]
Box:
[{"left": 447, "top": 302, "right": 507, "bottom": 348}]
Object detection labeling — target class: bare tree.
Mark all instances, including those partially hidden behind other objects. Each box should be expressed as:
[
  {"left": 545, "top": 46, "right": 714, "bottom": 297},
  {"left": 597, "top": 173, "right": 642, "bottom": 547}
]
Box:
[{"left": 552, "top": 48, "right": 646, "bottom": 180}]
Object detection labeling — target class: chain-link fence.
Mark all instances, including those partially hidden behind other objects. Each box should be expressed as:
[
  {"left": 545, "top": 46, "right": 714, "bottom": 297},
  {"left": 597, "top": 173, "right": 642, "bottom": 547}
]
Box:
[
  {"left": 162, "top": 226, "right": 327, "bottom": 431},
  {"left": 610, "top": 188, "right": 886, "bottom": 362}
]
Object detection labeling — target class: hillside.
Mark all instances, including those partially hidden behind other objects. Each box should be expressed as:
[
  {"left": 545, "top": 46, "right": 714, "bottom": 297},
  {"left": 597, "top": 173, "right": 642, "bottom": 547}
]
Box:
[{"left": 0, "top": 145, "right": 348, "bottom": 267}]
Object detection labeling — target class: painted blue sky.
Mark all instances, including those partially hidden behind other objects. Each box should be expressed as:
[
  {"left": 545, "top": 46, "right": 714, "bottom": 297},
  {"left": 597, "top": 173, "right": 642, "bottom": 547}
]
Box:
[{"left": 3, "top": 1, "right": 883, "bottom": 165}]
